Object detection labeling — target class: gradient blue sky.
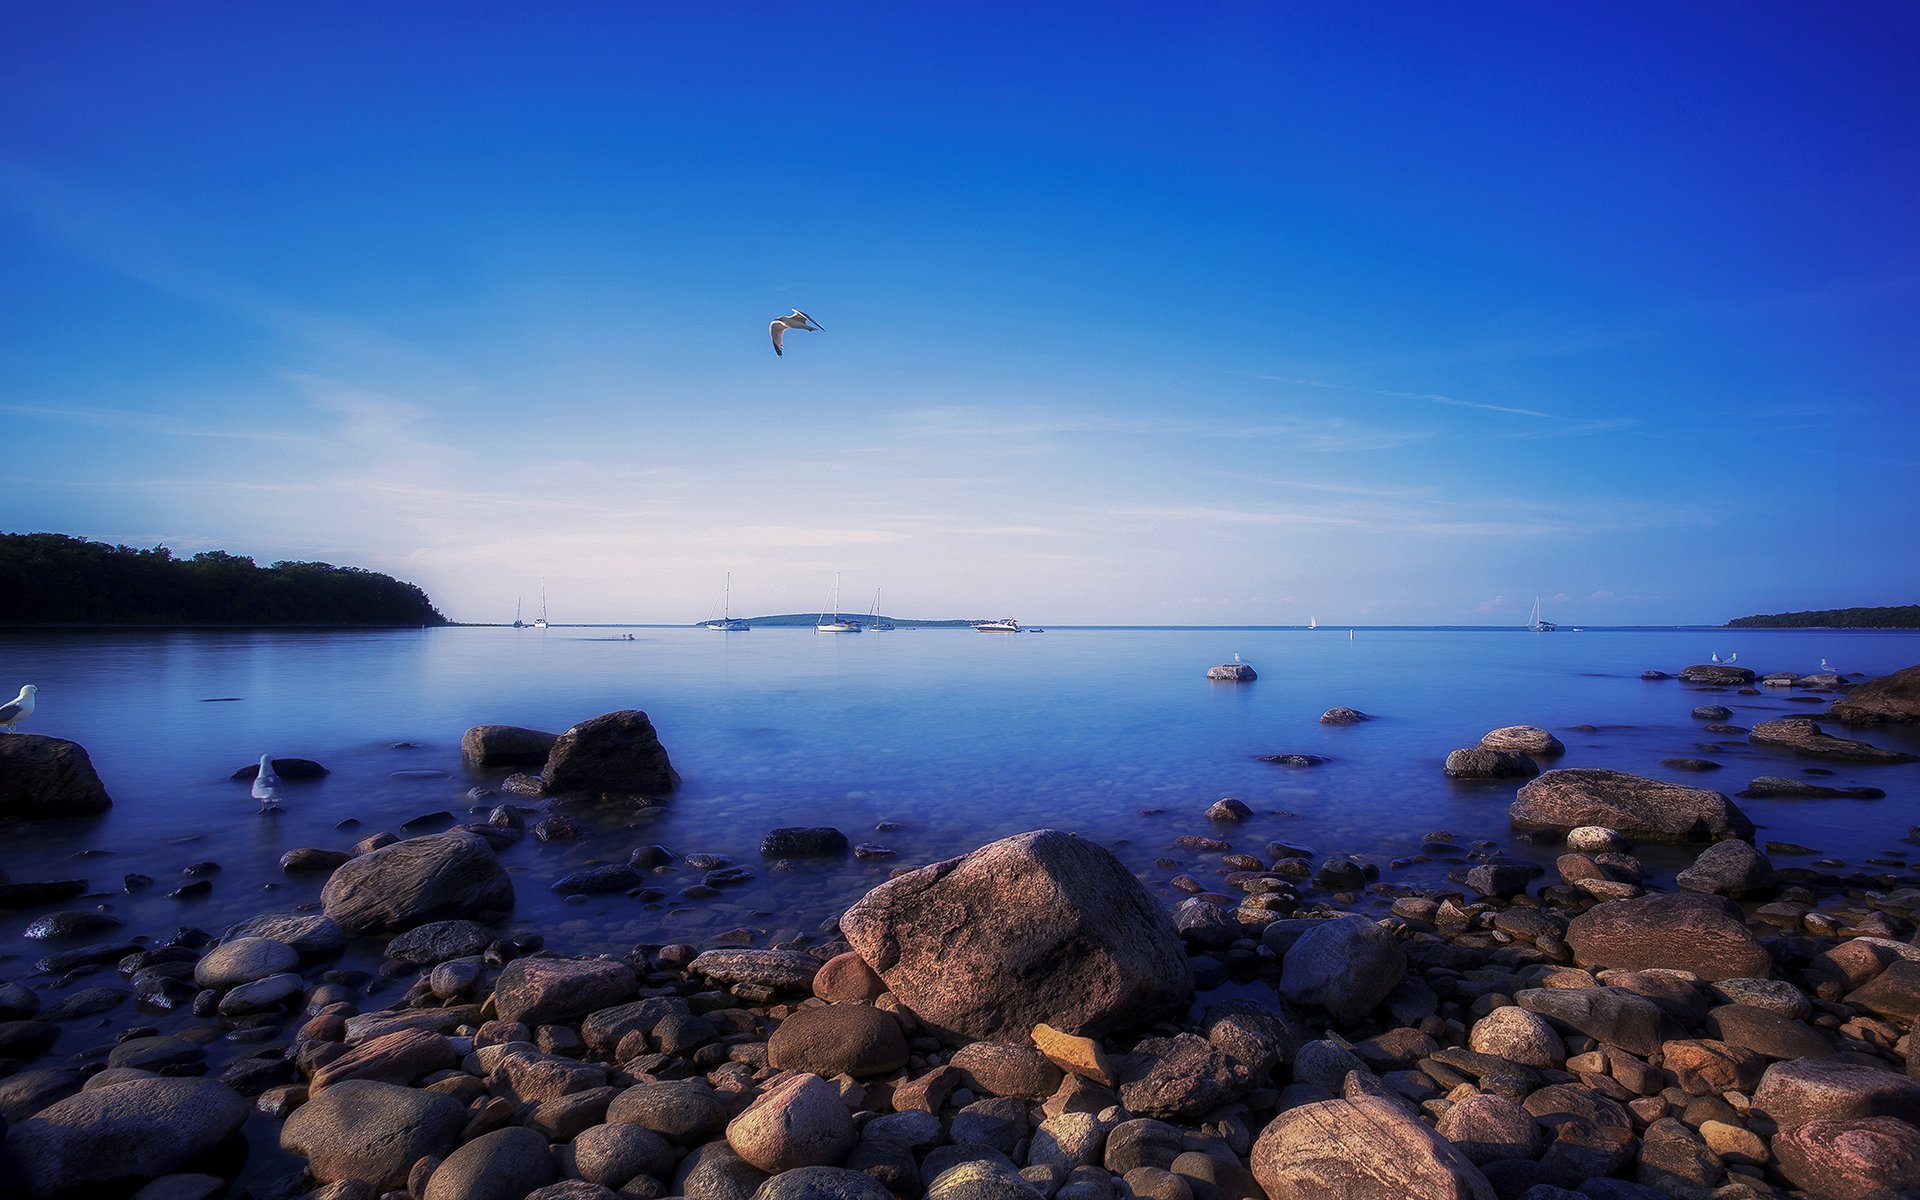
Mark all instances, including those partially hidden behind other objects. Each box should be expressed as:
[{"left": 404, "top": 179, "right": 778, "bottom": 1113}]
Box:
[{"left": 4, "top": 3, "right": 1916, "bottom": 625}]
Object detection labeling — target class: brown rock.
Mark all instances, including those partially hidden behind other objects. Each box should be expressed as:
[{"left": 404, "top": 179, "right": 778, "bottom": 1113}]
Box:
[
  {"left": 950, "top": 1041, "right": 1065, "bottom": 1098},
  {"left": 1435, "top": 1093, "right": 1541, "bottom": 1164},
  {"left": 319, "top": 831, "right": 514, "bottom": 935},
  {"left": 1510, "top": 768, "right": 1752, "bottom": 842},
  {"left": 1749, "top": 716, "right": 1918, "bottom": 762},
  {"left": 0, "top": 734, "right": 114, "bottom": 818},
  {"left": 767, "top": 1003, "right": 908, "bottom": 1078},
  {"left": 725, "top": 1073, "right": 856, "bottom": 1173},
  {"left": 1479, "top": 726, "right": 1565, "bottom": 757},
  {"left": 1826, "top": 663, "right": 1920, "bottom": 726},
  {"left": 839, "top": 829, "right": 1192, "bottom": 1042},
  {"left": 461, "top": 724, "right": 559, "bottom": 768},
  {"left": 1033, "top": 1023, "right": 1117, "bottom": 1085},
  {"left": 1250, "top": 1095, "right": 1495, "bottom": 1200},
  {"left": 1563, "top": 892, "right": 1771, "bottom": 981},
  {"left": 1773, "top": 1115, "right": 1920, "bottom": 1200},
  {"left": 279, "top": 1079, "right": 465, "bottom": 1189},
  {"left": 1659, "top": 1039, "right": 1767, "bottom": 1096},
  {"left": 494, "top": 957, "right": 636, "bottom": 1027},
  {"left": 310, "top": 1027, "right": 457, "bottom": 1091},
  {"left": 812, "top": 952, "right": 887, "bottom": 1003},
  {"left": 1752, "top": 1054, "right": 1920, "bottom": 1130}
]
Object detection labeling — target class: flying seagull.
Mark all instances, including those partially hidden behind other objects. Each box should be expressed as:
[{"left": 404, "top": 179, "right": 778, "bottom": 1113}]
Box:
[
  {"left": 770, "top": 309, "right": 823, "bottom": 357},
  {"left": 0, "top": 685, "right": 35, "bottom": 733},
  {"left": 252, "top": 753, "right": 282, "bottom": 812}
]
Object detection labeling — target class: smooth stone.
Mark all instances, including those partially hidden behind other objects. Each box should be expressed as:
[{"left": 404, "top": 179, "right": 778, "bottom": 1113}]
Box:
[
  {"left": 423, "top": 1126, "right": 557, "bottom": 1200},
  {"left": 0, "top": 1077, "right": 247, "bottom": 1197}
]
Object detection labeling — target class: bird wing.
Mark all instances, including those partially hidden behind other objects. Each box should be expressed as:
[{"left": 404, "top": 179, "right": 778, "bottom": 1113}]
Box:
[
  {"left": 0, "top": 702, "right": 18, "bottom": 723},
  {"left": 793, "top": 310, "right": 822, "bottom": 330},
  {"left": 770, "top": 321, "right": 786, "bottom": 355}
]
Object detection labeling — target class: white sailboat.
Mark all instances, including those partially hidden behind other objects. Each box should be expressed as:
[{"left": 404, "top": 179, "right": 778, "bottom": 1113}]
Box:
[
  {"left": 1528, "top": 597, "right": 1556, "bottom": 633},
  {"left": 1308, "top": 616, "right": 1317, "bottom": 630},
  {"left": 513, "top": 598, "right": 525, "bottom": 629},
  {"left": 534, "top": 586, "right": 549, "bottom": 629},
  {"left": 869, "top": 589, "right": 895, "bottom": 631},
  {"left": 705, "top": 574, "right": 750, "bottom": 631},
  {"left": 816, "top": 573, "right": 861, "bottom": 633}
]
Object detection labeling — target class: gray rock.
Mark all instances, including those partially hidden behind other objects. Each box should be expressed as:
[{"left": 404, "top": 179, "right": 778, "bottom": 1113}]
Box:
[
  {"left": 1115, "top": 1033, "right": 1250, "bottom": 1120},
  {"left": 1826, "top": 663, "right": 1920, "bottom": 725},
  {"left": 1436, "top": 1093, "right": 1541, "bottom": 1164},
  {"left": 280, "top": 1078, "right": 466, "bottom": 1188},
  {"left": 1443, "top": 748, "right": 1539, "bottom": 780},
  {"left": 320, "top": 830, "right": 514, "bottom": 935},
  {"left": 193, "top": 936, "right": 299, "bottom": 987},
  {"left": 608, "top": 1078, "right": 731, "bottom": 1143},
  {"left": 0, "top": 1077, "right": 247, "bottom": 1197},
  {"left": 1515, "top": 988, "right": 1671, "bottom": 1058},
  {"left": 571, "top": 1121, "right": 675, "bottom": 1187},
  {"left": 383, "top": 918, "right": 493, "bottom": 966},
  {"left": 1564, "top": 892, "right": 1771, "bottom": 981},
  {"left": 1511, "top": 769, "right": 1752, "bottom": 843},
  {"left": 690, "top": 948, "right": 824, "bottom": 992},
  {"left": 542, "top": 710, "right": 679, "bottom": 796},
  {"left": 551, "top": 864, "right": 647, "bottom": 894},
  {"left": 462, "top": 724, "right": 560, "bottom": 767},
  {"left": 926, "top": 1158, "right": 1043, "bottom": 1200},
  {"left": 0, "top": 735, "right": 113, "bottom": 818},
  {"left": 1478, "top": 726, "right": 1565, "bottom": 757},
  {"left": 840, "top": 829, "right": 1192, "bottom": 1041},
  {"left": 21, "top": 910, "right": 123, "bottom": 941},
  {"left": 223, "top": 911, "right": 346, "bottom": 958},
  {"left": 676, "top": 1140, "right": 770, "bottom": 1200},
  {"left": 1675, "top": 840, "right": 1775, "bottom": 899},
  {"left": 1751, "top": 1054, "right": 1920, "bottom": 1130},
  {"left": 423, "top": 1126, "right": 557, "bottom": 1200},
  {"left": 754, "top": 1166, "right": 898, "bottom": 1200},
  {"left": 1277, "top": 915, "right": 1406, "bottom": 1025}
]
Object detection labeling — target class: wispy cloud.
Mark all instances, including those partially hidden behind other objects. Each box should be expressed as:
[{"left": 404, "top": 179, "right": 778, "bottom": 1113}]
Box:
[{"left": 0, "top": 401, "right": 305, "bottom": 443}]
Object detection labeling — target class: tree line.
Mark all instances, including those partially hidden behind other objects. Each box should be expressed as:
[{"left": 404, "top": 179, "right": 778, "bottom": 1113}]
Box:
[
  {"left": 1727, "top": 605, "right": 1920, "bottom": 629},
  {"left": 0, "top": 532, "right": 448, "bottom": 626}
]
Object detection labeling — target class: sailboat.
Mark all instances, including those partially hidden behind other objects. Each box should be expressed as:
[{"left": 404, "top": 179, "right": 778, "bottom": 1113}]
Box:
[
  {"left": 1308, "top": 616, "right": 1317, "bottom": 630},
  {"left": 705, "top": 574, "right": 750, "bottom": 631},
  {"left": 816, "top": 573, "right": 862, "bottom": 633},
  {"left": 869, "top": 589, "right": 895, "bottom": 631},
  {"left": 534, "top": 586, "right": 550, "bottom": 630},
  {"left": 1528, "top": 597, "right": 1557, "bottom": 633},
  {"left": 512, "top": 598, "right": 525, "bottom": 629}
]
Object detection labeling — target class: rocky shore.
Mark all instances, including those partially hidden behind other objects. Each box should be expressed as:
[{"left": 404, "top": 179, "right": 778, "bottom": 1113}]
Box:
[{"left": 0, "top": 667, "right": 1917, "bottom": 1200}]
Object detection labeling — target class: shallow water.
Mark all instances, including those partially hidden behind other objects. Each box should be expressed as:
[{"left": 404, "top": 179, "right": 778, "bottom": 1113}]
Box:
[{"left": 3, "top": 624, "right": 1918, "bottom": 979}]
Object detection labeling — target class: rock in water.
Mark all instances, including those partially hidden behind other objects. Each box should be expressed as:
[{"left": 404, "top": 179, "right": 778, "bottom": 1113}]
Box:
[
  {"left": 0, "top": 1076, "right": 248, "bottom": 1197},
  {"left": 1509, "top": 768, "right": 1752, "bottom": 843},
  {"left": 839, "top": 829, "right": 1192, "bottom": 1041},
  {"left": 1827, "top": 663, "right": 1920, "bottom": 725},
  {"left": 1207, "top": 663, "right": 1256, "bottom": 681},
  {"left": 1478, "top": 726, "right": 1565, "bottom": 757},
  {"left": 320, "top": 830, "right": 514, "bottom": 935},
  {"left": 0, "top": 735, "right": 113, "bottom": 818},
  {"left": 1250, "top": 1095, "right": 1495, "bottom": 1200},
  {"left": 1748, "top": 716, "right": 1919, "bottom": 763},
  {"left": 542, "top": 709, "right": 679, "bottom": 796},
  {"left": 461, "top": 724, "right": 560, "bottom": 767}
]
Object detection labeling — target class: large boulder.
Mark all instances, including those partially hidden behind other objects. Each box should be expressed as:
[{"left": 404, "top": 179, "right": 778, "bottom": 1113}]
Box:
[
  {"left": 542, "top": 710, "right": 679, "bottom": 796},
  {"left": 1678, "top": 664, "right": 1755, "bottom": 686},
  {"left": 838, "top": 830, "right": 1192, "bottom": 1041},
  {"left": 1478, "top": 726, "right": 1565, "bottom": 757},
  {"left": 0, "top": 1077, "right": 247, "bottom": 1197},
  {"left": 1773, "top": 1115, "right": 1920, "bottom": 1200},
  {"left": 1675, "top": 839, "right": 1776, "bottom": 899},
  {"left": 1510, "top": 768, "right": 1753, "bottom": 843},
  {"left": 1752, "top": 1055, "right": 1920, "bottom": 1130},
  {"left": 320, "top": 830, "right": 514, "bottom": 935},
  {"left": 1828, "top": 664, "right": 1920, "bottom": 725},
  {"left": 281, "top": 1079, "right": 466, "bottom": 1188},
  {"left": 0, "top": 735, "right": 113, "bottom": 819},
  {"left": 462, "top": 724, "right": 560, "bottom": 768},
  {"left": 424, "top": 1126, "right": 557, "bottom": 1200},
  {"left": 1565, "top": 893, "right": 1771, "bottom": 982},
  {"left": 767, "top": 1003, "right": 909, "bottom": 1078},
  {"left": 1748, "top": 717, "right": 1919, "bottom": 763},
  {"left": 726, "top": 1073, "right": 856, "bottom": 1173},
  {"left": 1250, "top": 1095, "right": 1495, "bottom": 1200}
]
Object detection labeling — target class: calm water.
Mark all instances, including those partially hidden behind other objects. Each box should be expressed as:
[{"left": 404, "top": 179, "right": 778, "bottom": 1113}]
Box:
[{"left": 3, "top": 625, "right": 1919, "bottom": 973}]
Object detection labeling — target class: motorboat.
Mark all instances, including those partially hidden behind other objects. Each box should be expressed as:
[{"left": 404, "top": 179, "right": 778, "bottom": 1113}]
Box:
[{"left": 975, "top": 618, "right": 1021, "bottom": 633}]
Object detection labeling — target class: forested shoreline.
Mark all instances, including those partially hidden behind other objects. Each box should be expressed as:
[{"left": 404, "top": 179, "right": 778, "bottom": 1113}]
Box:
[
  {"left": 0, "top": 532, "right": 447, "bottom": 626},
  {"left": 1727, "top": 605, "right": 1920, "bottom": 629}
]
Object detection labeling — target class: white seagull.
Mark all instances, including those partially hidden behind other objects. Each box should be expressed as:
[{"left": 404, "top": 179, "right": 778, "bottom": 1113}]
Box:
[
  {"left": 770, "top": 309, "right": 823, "bottom": 357},
  {"left": 1820, "top": 657, "right": 1834, "bottom": 673},
  {"left": 0, "top": 685, "right": 35, "bottom": 733},
  {"left": 252, "top": 753, "right": 282, "bottom": 812},
  {"left": 1710, "top": 652, "right": 1720, "bottom": 663}
]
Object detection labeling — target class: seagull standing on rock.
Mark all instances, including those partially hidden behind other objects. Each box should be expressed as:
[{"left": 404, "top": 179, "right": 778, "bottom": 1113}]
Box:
[
  {"left": 769, "top": 309, "right": 823, "bottom": 357},
  {"left": 252, "top": 754, "right": 282, "bottom": 812},
  {"left": 0, "top": 685, "right": 35, "bottom": 733}
]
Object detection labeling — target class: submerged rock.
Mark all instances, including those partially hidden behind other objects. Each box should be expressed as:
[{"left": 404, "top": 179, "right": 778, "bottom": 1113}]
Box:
[
  {"left": 461, "top": 724, "right": 560, "bottom": 768},
  {"left": 1749, "top": 716, "right": 1919, "bottom": 763}
]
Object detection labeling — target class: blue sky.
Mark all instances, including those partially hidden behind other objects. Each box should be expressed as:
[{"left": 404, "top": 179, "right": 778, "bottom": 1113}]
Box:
[{"left": 4, "top": 3, "right": 1916, "bottom": 625}]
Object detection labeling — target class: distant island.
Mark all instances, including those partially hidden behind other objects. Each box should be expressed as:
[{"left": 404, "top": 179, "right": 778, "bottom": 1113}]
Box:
[
  {"left": 695, "top": 613, "right": 981, "bottom": 629},
  {"left": 0, "top": 532, "right": 447, "bottom": 626},
  {"left": 1727, "top": 605, "right": 1920, "bottom": 629}
]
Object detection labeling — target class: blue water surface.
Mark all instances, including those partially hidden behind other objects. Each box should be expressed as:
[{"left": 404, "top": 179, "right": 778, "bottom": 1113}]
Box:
[{"left": 2, "top": 625, "right": 1917, "bottom": 967}]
